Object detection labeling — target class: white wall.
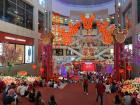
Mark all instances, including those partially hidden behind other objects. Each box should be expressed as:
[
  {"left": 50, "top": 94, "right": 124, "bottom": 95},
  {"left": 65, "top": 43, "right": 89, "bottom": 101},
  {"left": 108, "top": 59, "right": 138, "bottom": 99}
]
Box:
[{"left": 52, "top": 0, "right": 115, "bottom": 16}]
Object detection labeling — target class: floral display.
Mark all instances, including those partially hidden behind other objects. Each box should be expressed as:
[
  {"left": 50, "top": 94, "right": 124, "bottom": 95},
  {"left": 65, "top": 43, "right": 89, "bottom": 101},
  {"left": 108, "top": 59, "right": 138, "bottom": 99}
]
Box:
[
  {"left": 0, "top": 75, "right": 41, "bottom": 85},
  {"left": 0, "top": 76, "right": 16, "bottom": 85},
  {"left": 121, "top": 77, "right": 140, "bottom": 94},
  {"left": 121, "top": 84, "right": 138, "bottom": 93}
]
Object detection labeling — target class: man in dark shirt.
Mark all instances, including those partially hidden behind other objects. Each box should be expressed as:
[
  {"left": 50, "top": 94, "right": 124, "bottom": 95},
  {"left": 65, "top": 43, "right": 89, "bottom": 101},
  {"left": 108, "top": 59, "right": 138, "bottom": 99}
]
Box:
[{"left": 96, "top": 80, "right": 105, "bottom": 105}]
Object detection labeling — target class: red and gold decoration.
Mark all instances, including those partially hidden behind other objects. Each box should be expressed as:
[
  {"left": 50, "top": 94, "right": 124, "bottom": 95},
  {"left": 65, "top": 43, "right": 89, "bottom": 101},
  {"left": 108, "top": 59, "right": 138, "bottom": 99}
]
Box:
[
  {"left": 41, "top": 32, "right": 55, "bottom": 45},
  {"left": 113, "top": 28, "right": 127, "bottom": 43},
  {"left": 58, "top": 22, "right": 80, "bottom": 45},
  {"left": 119, "top": 68, "right": 124, "bottom": 74},
  {"left": 127, "top": 65, "right": 132, "bottom": 71},
  {"left": 17, "top": 71, "right": 28, "bottom": 76},
  {"left": 97, "top": 21, "right": 115, "bottom": 44},
  {"left": 32, "top": 64, "right": 37, "bottom": 70},
  {"left": 40, "top": 67, "right": 45, "bottom": 74},
  {"left": 54, "top": 13, "right": 127, "bottom": 46},
  {"left": 80, "top": 14, "right": 95, "bottom": 30}
]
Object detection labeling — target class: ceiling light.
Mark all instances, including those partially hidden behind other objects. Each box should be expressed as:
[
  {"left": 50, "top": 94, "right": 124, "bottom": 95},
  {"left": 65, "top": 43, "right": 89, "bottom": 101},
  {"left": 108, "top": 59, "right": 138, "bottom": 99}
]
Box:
[{"left": 118, "top": 2, "right": 121, "bottom": 7}]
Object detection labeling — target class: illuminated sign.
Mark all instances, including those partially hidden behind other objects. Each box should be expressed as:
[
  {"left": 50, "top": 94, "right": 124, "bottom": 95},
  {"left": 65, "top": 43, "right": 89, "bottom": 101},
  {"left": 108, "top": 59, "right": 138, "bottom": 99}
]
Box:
[{"left": 5, "top": 36, "right": 26, "bottom": 42}]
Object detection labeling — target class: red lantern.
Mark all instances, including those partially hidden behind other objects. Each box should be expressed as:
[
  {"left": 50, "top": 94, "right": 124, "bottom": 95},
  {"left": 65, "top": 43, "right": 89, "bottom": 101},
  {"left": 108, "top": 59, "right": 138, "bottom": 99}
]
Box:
[
  {"left": 32, "top": 64, "right": 37, "bottom": 70},
  {"left": 119, "top": 69, "right": 124, "bottom": 74},
  {"left": 40, "top": 67, "right": 44, "bottom": 73},
  {"left": 127, "top": 65, "right": 132, "bottom": 71}
]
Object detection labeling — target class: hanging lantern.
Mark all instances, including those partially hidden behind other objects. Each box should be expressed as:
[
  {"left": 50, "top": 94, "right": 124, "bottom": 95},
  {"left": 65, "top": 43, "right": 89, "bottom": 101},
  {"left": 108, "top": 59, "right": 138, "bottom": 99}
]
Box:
[
  {"left": 32, "top": 64, "right": 37, "bottom": 70},
  {"left": 40, "top": 67, "right": 44, "bottom": 74},
  {"left": 119, "top": 69, "right": 124, "bottom": 74},
  {"left": 127, "top": 65, "right": 132, "bottom": 71}
]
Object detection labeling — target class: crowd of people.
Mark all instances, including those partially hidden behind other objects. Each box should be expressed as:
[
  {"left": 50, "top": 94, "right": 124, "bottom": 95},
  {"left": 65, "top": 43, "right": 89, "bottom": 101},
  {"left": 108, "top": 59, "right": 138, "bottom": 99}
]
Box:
[
  {"left": 0, "top": 78, "right": 58, "bottom": 105},
  {"left": 0, "top": 72, "right": 140, "bottom": 105},
  {"left": 81, "top": 72, "right": 140, "bottom": 105}
]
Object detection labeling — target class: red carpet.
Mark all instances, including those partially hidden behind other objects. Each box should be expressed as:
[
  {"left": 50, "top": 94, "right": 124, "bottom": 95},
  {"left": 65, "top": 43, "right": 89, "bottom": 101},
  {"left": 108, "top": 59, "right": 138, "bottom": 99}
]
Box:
[{"left": 0, "top": 83, "right": 115, "bottom": 105}]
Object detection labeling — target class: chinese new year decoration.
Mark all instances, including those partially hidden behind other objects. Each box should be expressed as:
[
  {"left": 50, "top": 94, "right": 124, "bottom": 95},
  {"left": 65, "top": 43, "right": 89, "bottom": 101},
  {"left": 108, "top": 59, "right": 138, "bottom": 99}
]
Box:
[
  {"left": 80, "top": 14, "right": 95, "bottom": 30},
  {"left": 127, "top": 65, "right": 132, "bottom": 71},
  {"left": 119, "top": 69, "right": 124, "bottom": 74},
  {"left": 40, "top": 67, "right": 45, "bottom": 74},
  {"left": 32, "top": 64, "right": 37, "bottom": 70},
  {"left": 17, "top": 71, "right": 28, "bottom": 76},
  {"left": 54, "top": 13, "right": 127, "bottom": 46}
]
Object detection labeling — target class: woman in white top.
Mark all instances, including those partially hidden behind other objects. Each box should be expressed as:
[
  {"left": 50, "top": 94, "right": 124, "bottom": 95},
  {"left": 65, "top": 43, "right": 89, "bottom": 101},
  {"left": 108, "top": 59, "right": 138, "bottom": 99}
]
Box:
[{"left": 105, "top": 83, "right": 111, "bottom": 93}]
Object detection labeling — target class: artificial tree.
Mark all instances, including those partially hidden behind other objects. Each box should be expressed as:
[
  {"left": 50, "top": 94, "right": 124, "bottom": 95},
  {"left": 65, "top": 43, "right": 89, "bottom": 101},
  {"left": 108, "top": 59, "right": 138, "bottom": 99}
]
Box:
[{"left": 0, "top": 43, "right": 21, "bottom": 75}]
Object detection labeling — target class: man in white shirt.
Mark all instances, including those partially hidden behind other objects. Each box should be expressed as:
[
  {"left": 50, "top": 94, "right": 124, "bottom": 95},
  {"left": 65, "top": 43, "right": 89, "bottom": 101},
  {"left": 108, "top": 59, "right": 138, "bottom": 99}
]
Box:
[{"left": 19, "top": 83, "right": 28, "bottom": 96}]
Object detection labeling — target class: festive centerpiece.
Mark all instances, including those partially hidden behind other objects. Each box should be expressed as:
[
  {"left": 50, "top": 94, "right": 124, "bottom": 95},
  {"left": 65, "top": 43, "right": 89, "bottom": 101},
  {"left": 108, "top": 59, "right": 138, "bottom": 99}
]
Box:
[{"left": 121, "top": 77, "right": 140, "bottom": 94}]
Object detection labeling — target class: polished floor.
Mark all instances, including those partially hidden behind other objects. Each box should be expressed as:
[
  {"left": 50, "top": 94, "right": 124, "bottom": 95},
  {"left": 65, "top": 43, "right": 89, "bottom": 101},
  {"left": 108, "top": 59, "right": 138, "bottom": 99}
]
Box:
[{"left": 0, "top": 83, "right": 115, "bottom": 105}]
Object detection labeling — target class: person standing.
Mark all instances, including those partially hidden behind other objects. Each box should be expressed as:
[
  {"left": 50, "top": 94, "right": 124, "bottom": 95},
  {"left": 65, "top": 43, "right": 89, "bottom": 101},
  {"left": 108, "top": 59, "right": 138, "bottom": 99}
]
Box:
[
  {"left": 123, "top": 92, "right": 132, "bottom": 105},
  {"left": 113, "top": 94, "right": 122, "bottom": 105},
  {"left": 48, "top": 95, "right": 57, "bottom": 105},
  {"left": 96, "top": 80, "right": 105, "bottom": 105},
  {"left": 83, "top": 75, "right": 88, "bottom": 95}
]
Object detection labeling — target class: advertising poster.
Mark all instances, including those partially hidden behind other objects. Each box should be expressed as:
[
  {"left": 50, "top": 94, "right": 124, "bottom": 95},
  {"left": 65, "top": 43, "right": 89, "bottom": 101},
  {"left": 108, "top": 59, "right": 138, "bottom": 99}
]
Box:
[{"left": 25, "top": 46, "right": 33, "bottom": 63}]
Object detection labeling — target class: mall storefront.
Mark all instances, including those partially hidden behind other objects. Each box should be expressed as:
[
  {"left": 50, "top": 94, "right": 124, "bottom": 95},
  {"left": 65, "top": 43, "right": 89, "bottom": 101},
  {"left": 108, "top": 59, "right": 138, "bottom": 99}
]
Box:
[{"left": 0, "top": 32, "right": 35, "bottom": 74}]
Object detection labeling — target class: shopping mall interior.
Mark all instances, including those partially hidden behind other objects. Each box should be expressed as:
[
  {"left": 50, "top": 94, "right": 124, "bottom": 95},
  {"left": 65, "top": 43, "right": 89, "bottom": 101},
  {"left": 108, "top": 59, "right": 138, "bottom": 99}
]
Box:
[{"left": 0, "top": 0, "right": 140, "bottom": 105}]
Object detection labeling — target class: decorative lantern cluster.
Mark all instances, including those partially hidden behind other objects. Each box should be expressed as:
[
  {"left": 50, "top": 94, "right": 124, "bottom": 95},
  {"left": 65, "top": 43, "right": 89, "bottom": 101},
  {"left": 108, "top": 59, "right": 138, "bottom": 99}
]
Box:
[
  {"left": 80, "top": 14, "right": 95, "bottom": 30},
  {"left": 97, "top": 21, "right": 115, "bottom": 44},
  {"left": 58, "top": 22, "right": 80, "bottom": 45},
  {"left": 55, "top": 13, "right": 127, "bottom": 46}
]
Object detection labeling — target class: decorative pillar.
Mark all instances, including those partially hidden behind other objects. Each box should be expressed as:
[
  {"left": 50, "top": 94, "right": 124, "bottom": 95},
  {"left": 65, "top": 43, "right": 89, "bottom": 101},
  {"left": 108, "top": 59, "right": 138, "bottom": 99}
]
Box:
[
  {"left": 41, "top": 33, "right": 54, "bottom": 81},
  {"left": 40, "top": 0, "right": 53, "bottom": 81}
]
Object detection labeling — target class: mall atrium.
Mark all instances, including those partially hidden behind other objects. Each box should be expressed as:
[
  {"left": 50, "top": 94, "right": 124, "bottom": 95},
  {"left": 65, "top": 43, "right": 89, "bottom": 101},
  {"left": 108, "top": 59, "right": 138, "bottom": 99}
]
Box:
[{"left": 0, "top": 0, "right": 140, "bottom": 105}]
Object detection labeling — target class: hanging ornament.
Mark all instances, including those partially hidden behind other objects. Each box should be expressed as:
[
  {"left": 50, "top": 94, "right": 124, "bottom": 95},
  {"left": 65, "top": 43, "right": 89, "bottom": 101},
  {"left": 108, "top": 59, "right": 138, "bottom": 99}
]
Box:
[
  {"left": 40, "top": 67, "right": 45, "bottom": 74},
  {"left": 41, "top": 32, "right": 54, "bottom": 45},
  {"left": 127, "top": 65, "right": 132, "bottom": 71},
  {"left": 119, "top": 69, "right": 124, "bottom": 74},
  {"left": 80, "top": 14, "right": 95, "bottom": 30},
  {"left": 32, "top": 64, "right": 37, "bottom": 70},
  {"left": 115, "top": 32, "right": 126, "bottom": 43}
]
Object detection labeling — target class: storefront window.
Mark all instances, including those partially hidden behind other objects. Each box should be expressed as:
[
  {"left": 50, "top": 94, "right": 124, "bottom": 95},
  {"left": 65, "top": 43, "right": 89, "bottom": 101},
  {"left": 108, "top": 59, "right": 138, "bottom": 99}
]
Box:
[
  {"left": 0, "top": 0, "right": 4, "bottom": 19},
  {"left": 5, "top": 0, "right": 16, "bottom": 24},
  {"left": 16, "top": 44, "right": 24, "bottom": 64},
  {"left": 39, "top": 0, "right": 45, "bottom": 7},
  {"left": 25, "top": 4, "right": 33, "bottom": 30},
  {"left": 25, "top": 45, "right": 33, "bottom": 63},
  {"left": 8, "top": 43, "right": 15, "bottom": 49},
  {"left": 123, "top": 6, "right": 132, "bottom": 29},
  {"left": 38, "top": 11, "right": 44, "bottom": 33},
  {"left": 0, "top": 0, "right": 33, "bottom": 30},
  {"left": 138, "top": 0, "right": 140, "bottom": 23}
]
